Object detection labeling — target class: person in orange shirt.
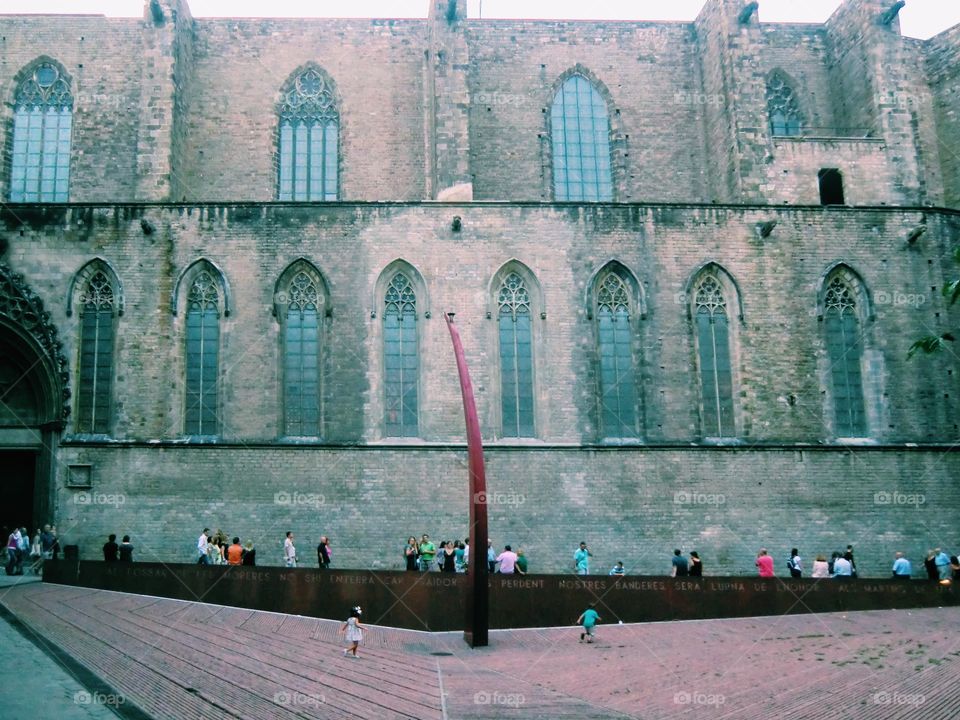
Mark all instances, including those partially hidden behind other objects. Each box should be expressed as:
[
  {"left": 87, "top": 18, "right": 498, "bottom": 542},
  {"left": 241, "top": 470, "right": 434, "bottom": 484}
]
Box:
[{"left": 226, "top": 537, "right": 244, "bottom": 565}]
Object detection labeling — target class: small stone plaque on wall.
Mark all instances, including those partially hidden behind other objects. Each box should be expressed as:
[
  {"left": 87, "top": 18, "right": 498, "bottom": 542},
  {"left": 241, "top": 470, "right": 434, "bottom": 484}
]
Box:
[{"left": 66, "top": 464, "right": 92, "bottom": 488}]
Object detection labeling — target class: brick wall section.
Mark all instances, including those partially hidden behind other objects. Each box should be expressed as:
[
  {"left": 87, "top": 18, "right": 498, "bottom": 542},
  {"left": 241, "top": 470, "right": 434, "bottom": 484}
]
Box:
[
  {"left": 52, "top": 442, "right": 960, "bottom": 578},
  {"left": 177, "top": 18, "right": 429, "bottom": 202},
  {"left": 0, "top": 16, "right": 144, "bottom": 202},
  {"left": 3, "top": 203, "right": 957, "bottom": 446},
  {"left": 925, "top": 25, "right": 960, "bottom": 209}
]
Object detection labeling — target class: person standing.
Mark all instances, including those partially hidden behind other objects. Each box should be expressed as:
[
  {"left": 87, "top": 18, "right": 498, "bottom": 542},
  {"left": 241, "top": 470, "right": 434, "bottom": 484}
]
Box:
[
  {"left": 755, "top": 549, "right": 774, "bottom": 578},
  {"left": 787, "top": 548, "right": 802, "bottom": 578},
  {"left": 811, "top": 555, "right": 830, "bottom": 578},
  {"left": 404, "top": 536, "right": 419, "bottom": 571},
  {"left": 340, "top": 606, "right": 364, "bottom": 658},
  {"left": 671, "top": 549, "right": 689, "bottom": 577},
  {"left": 833, "top": 553, "right": 853, "bottom": 577},
  {"left": 688, "top": 551, "right": 702, "bottom": 577},
  {"left": 102, "top": 534, "right": 119, "bottom": 562},
  {"left": 924, "top": 550, "right": 939, "bottom": 581},
  {"left": 226, "top": 537, "right": 243, "bottom": 565},
  {"left": 574, "top": 542, "right": 592, "bottom": 576},
  {"left": 934, "top": 548, "right": 951, "bottom": 581},
  {"left": 576, "top": 604, "right": 601, "bottom": 643},
  {"left": 118, "top": 535, "right": 134, "bottom": 562},
  {"left": 892, "top": 552, "right": 911, "bottom": 579},
  {"left": 418, "top": 534, "right": 436, "bottom": 572},
  {"left": 487, "top": 540, "right": 496, "bottom": 574},
  {"left": 317, "top": 536, "right": 331, "bottom": 569},
  {"left": 284, "top": 531, "right": 297, "bottom": 568},
  {"left": 496, "top": 545, "right": 518, "bottom": 574},
  {"left": 454, "top": 540, "right": 466, "bottom": 573},
  {"left": 844, "top": 546, "right": 858, "bottom": 579},
  {"left": 197, "top": 528, "right": 210, "bottom": 565},
  {"left": 5, "top": 529, "right": 19, "bottom": 576},
  {"left": 442, "top": 541, "right": 456, "bottom": 572}
]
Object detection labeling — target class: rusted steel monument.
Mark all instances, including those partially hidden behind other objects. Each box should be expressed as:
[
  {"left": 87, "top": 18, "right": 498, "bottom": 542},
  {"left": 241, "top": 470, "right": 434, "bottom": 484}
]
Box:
[{"left": 444, "top": 313, "right": 489, "bottom": 647}]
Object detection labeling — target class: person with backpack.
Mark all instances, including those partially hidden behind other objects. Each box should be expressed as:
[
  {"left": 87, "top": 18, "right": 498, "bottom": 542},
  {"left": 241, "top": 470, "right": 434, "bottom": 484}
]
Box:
[{"left": 787, "top": 548, "right": 802, "bottom": 578}]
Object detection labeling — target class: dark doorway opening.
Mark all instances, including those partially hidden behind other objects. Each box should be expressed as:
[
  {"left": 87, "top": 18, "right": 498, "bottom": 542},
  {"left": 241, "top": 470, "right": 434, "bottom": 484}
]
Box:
[
  {"left": 818, "top": 168, "right": 845, "bottom": 205},
  {"left": 0, "top": 451, "right": 37, "bottom": 541}
]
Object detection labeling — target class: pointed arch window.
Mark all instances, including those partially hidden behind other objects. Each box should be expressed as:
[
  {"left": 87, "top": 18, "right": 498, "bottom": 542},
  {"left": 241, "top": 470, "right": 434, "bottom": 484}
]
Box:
[
  {"left": 278, "top": 68, "right": 339, "bottom": 201},
  {"left": 384, "top": 273, "right": 418, "bottom": 437},
  {"left": 767, "top": 73, "right": 803, "bottom": 137},
  {"left": 824, "top": 276, "right": 866, "bottom": 436},
  {"left": 551, "top": 75, "right": 613, "bottom": 202},
  {"left": 283, "top": 271, "right": 322, "bottom": 437},
  {"left": 596, "top": 272, "right": 637, "bottom": 438},
  {"left": 498, "top": 272, "right": 534, "bottom": 437},
  {"left": 185, "top": 271, "right": 220, "bottom": 436},
  {"left": 694, "top": 276, "right": 735, "bottom": 438},
  {"left": 76, "top": 271, "right": 115, "bottom": 433},
  {"left": 10, "top": 62, "right": 73, "bottom": 202}
]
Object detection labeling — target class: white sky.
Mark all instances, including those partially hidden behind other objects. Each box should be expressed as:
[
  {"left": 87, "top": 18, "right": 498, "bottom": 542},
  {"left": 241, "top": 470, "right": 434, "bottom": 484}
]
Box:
[{"left": 0, "top": 0, "right": 957, "bottom": 40}]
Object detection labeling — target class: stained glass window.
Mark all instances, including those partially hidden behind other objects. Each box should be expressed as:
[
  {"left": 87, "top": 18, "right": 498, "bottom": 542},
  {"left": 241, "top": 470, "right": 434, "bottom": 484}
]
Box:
[
  {"left": 551, "top": 75, "right": 613, "bottom": 201},
  {"left": 597, "top": 272, "right": 637, "bottom": 438},
  {"left": 76, "top": 271, "right": 114, "bottom": 434},
  {"left": 10, "top": 62, "right": 73, "bottom": 202},
  {"left": 278, "top": 68, "right": 339, "bottom": 201},
  {"left": 284, "top": 271, "right": 321, "bottom": 437},
  {"left": 384, "top": 273, "right": 418, "bottom": 437},
  {"left": 185, "top": 271, "right": 220, "bottom": 436},
  {"left": 694, "top": 276, "right": 735, "bottom": 438},
  {"left": 824, "top": 276, "right": 866, "bottom": 436},
  {"left": 767, "top": 73, "right": 803, "bottom": 137},
  {"left": 498, "top": 272, "right": 535, "bottom": 437}
]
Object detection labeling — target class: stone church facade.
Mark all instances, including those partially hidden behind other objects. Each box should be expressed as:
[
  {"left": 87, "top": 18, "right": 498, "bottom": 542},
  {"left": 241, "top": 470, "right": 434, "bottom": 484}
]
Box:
[{"left": 0, "top": 0, "right": 958, "bottom": 575}]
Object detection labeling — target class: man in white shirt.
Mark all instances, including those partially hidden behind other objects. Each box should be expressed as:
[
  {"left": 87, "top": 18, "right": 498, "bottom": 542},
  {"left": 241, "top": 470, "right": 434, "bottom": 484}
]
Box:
[
  {"left": 495, "top": 545, "right": 518, "bottom": 574},
  {"left": 833, "top": 554, "right": 853, "bottom": 577},
  {"left": 197, "top": 528, "right": 210, "bottom": 565},
  {"left": 284, "top": 531, "right": 297, "bottom": 567}
]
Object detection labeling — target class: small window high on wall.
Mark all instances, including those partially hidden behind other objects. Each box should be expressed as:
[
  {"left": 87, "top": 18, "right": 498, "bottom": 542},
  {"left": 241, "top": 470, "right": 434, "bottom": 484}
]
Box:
[{"left": 818, "top": 169, "right": 844, "bottom": 205}]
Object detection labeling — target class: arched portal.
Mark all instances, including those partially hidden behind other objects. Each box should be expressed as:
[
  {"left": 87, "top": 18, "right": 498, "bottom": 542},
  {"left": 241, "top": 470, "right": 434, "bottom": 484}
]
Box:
[{"left": 0, "top": 263, "right": 69, "bottom": 538}]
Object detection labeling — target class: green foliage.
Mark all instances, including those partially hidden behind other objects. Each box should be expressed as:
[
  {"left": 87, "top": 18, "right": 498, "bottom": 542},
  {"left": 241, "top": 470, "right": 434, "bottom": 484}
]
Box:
[{"left": 910, "top": 246, "right": 960, "bottom": 358}]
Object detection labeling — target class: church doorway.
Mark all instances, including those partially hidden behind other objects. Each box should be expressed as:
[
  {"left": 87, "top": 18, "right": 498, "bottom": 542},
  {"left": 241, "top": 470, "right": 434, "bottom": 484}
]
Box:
[{"left": 0, "top": 451, "right": 37, "bottom": 540}]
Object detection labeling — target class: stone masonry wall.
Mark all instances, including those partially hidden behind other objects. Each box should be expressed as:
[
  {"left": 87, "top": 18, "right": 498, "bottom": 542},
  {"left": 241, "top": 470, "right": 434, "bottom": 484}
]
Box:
[
  {"left": 3, "top": 203, "right": 957, "bottom": 446},
  {"left": 52, "top": 442, "right": 960, "bottom": 578}
]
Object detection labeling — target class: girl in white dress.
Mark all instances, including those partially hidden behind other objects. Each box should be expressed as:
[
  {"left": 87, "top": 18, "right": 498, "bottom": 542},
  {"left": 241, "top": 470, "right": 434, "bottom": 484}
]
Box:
[{"left": 341, "top": 606, "right": 363, "bottom": 658}]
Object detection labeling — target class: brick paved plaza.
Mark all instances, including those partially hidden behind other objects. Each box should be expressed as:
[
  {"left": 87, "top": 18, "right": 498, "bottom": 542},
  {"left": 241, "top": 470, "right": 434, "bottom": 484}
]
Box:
[{"left": 2, "top": 580, "right": 958, "bottom": 719}]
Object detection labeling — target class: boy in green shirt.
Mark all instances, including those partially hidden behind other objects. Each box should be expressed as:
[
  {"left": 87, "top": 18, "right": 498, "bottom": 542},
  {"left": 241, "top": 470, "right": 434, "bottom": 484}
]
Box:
[
  {"left": 576, "top": 604, "right": 601, "bottom": 643},
  {"left": 418, "top": 534, "right": 436, "bottom": 571}
]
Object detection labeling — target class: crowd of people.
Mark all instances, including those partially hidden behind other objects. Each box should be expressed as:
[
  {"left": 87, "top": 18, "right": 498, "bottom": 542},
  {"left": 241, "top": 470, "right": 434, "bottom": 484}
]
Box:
[{"left": 4, "top": 525, "right": 60, "bottom": 576}]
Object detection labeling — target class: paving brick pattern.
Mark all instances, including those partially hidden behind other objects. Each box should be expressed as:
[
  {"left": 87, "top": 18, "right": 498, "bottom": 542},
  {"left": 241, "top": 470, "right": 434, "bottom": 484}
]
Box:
[{"left": 3, "top": 582, "right": 960, "bottom": 719}]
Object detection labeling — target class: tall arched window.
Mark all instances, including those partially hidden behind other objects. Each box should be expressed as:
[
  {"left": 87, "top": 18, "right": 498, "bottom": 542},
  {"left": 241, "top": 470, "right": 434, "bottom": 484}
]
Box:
[
  {"left": 10, "top": 61, "right": 73, "bottom": 202},
  {"left": 384, "top": 272, "right": 418, "bottom": 437},
  {"left": 498, "top": 272, "right": 535, "bottom": 437},
  {"left": 185, "top": 271, "right": 220, "bottom": 436},
  {"left": 551, "top": 74, "right": 613, "bottom": 202},
  {"left": 823, "top": 275, "right": 867, "bottom": 437},
  {"left": 693, "top": 275, "right": 735, "bottom": 438},
  {"left": 282, "top": 270, "right": 323, "bottom": 437},
  {"left": 278, "top": 67, "right": 339, "bottom": 201},
  {"left": 596, "top": 271, "right": 637, "bottom": 439},
  {"left": 76, "top": 271, "right": 116, "bottom": 433},
  {"left": 766, "top": 72, "right": 803, "bottom": 137}
]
